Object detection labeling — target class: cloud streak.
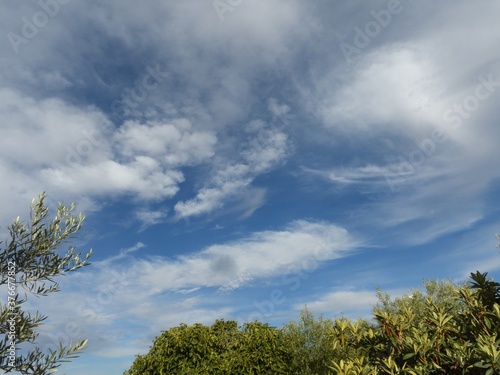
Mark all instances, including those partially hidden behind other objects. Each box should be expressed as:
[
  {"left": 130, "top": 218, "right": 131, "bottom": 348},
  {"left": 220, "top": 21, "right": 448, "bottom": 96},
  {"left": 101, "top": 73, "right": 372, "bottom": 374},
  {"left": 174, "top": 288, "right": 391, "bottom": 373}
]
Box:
[
  {"left": 174, "top": 123, "right": 290, "bottom": 219},
  {"left": 27, "top": 219, "right": 357, "bottom": 365}
]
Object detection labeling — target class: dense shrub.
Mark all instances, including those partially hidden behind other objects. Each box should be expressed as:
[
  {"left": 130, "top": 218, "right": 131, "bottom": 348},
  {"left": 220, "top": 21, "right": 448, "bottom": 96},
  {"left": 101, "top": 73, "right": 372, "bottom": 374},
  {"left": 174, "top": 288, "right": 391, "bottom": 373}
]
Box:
[
  {"left": 124, "top": 320, "right": 290, "bottom": 374},
  {"left": 281, "top": 307, "right": 337, "bottom": 374},
  {"left": 125, "top": 272, "right": 500, "bottom": 375},
  {"left": 330, "top": 272, "right": 500, "bottom": 374}
]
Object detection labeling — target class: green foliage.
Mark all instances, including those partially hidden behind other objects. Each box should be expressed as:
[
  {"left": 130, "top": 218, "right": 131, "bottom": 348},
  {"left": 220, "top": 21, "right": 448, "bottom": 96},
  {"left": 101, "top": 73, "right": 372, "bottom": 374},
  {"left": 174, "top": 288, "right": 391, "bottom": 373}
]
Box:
[
  {"left": 281, "top": 307, "right": 337, "bottom": 374},
  {"left": 0, "top": 192, "right": 91, "bottom": 374},
  {"left": 329, "top": 273, "right": 500, "bottom": 375},
  {"left": 374, "top": 279, "right": 463, "bottom": 323},
  {"left": 125, "top": 320, "right": 290, "bottom": 375},
  {"left": 125, "top": 237, "right": 500, "bottom": 375},
  {"left": 468, "top": 271, "right": 500, "bottom": 309}
]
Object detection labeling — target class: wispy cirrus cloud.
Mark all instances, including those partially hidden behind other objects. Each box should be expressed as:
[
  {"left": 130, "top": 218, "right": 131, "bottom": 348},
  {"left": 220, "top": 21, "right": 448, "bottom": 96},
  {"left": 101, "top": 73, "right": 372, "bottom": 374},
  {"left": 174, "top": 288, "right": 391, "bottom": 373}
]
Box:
[
  {"left": 1, "top": 2, "right": 500, "bottom": 375},
  {"left": 28, "top": 220, "right": 358, "bottom": 363},
  {"left": 174, "top": 122, "right": 290, "bottom": 219},
  {"left": 134, "top": 219, "right": 355, "bottom": 291},
  {"left": 301, "top": 164, "right": 395, "bottom": 186}
]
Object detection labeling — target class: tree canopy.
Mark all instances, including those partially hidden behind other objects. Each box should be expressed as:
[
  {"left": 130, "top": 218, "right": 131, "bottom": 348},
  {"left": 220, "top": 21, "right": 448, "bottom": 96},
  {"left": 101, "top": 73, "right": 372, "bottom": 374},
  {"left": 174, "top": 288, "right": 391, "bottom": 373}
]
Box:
[
  {"left": 125, "top": 271, "right": 500, "bottom": 375},
  {"left": 124, "top": 320, "right": 290, "bottom": 374},
  {"left": 0, "top": 192, "right": 91, "bottom": 374}
]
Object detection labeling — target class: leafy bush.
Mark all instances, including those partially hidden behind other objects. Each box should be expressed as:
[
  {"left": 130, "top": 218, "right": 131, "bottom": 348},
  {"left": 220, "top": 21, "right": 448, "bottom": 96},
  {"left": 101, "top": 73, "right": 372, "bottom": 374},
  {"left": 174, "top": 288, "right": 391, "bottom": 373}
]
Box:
[
  {"left": 125, "top": 320, "right": 290, "bottom": 374},
  {"left": 330, "top": 272, "right": 500, "bottom": 374},
  {"left": 125, "top": 272, "right": 500, "bottom": 375},
  {"left": 281, "top": 307, "right": 337, "bottom": 374}
]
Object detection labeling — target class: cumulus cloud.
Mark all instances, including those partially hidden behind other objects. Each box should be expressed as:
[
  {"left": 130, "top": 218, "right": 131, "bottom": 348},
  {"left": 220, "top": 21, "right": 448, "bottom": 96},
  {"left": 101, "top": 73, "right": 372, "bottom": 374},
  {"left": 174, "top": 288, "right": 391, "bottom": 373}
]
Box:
[
  {"left": 0, "top": 88, "right": 111, "bottom": 167},
  {"left": 114, "top": 119, "right": 216, "bottom": 166},
  {"left": 0, "top": 88, "right": 219, "bottom": 227},
  {"left": 40, "top": 119, "right": 216, "bottom": 201},
  {"left": 42, "top": 158, "right": 185, "bottom": 200}
]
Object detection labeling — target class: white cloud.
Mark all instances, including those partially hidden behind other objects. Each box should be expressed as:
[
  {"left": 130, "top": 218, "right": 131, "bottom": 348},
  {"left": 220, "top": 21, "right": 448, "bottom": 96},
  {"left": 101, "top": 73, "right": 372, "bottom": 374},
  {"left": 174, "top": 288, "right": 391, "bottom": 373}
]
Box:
[
  {"left": 39, "top": 119, "right": 217, "bottom": 201},
  {"left": 303, "top": 153, "right": 492, "bottom": 245},
  {"left": 298, "top": 14, "right": 500, "bottom": 245},
  {"left": 1, "top": 2, "right": 499, "bottom": 375},
  {"left": 319, "top": 46, "right": 446, "bottom": 134},
  {"left": 114, "top": 119, "right": 216, "bottom": 166},
  {"left": 136, "top": 208, "right": 169, "bottom": 232},
  {"left": 174, "top": 124, "right": 290, "bottom": 219},
  {"left": 24, "top": 219, "right": 357, "bottom": 362},
  {"left": 101, "top": 242, "right": 146, "bottom": 264},
  {"left": 0, "top": 88, "right": 111, "bottom": 167},
  {"left": 133, "top": 219, "right": 355, "bottom": 292},
  {"left": 42, "top": 158, "right": 184, "bottom": 200},
  {"left": 301, "top": 164, "right": 396, "bottom": 186},
  {"left": 268, "top": 98, "right": 291, "bottom": 119},
  {"left": 298, "top": 290, "right": 378, "bottom": 317},
  {"left": 0, "top": 88, "right": 218, "bottom": 227},
  {"left": 240, "top": 124, "right": 290, "bottom": 172}
]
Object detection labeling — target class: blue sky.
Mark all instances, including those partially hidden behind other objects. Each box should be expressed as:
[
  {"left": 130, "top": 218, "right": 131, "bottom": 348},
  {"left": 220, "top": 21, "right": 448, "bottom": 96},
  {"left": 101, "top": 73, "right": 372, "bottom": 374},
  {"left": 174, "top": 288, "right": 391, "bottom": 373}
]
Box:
[{"left": 1, "top": 1, "right": 500, "bottom": 374}]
